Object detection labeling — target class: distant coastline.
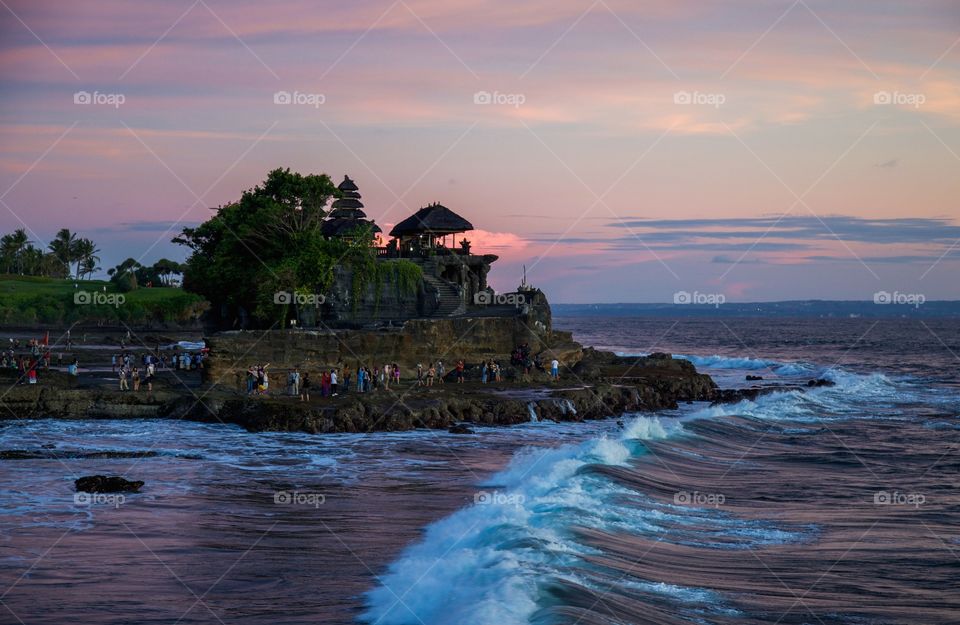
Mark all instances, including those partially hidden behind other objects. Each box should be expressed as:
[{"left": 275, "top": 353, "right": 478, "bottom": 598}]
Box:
[{"left": 553, "top": 300, "right": 960, "bottom": 318}]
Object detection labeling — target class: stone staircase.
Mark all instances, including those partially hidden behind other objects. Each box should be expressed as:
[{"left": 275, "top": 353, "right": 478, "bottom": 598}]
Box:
[{"left": 422, "top": 275, "right": 465, "bottom": 317}]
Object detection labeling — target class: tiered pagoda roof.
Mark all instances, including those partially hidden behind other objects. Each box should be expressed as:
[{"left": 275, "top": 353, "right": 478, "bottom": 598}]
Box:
[{"left": 322, "top": 175, "right": 382, "bottom": 237}]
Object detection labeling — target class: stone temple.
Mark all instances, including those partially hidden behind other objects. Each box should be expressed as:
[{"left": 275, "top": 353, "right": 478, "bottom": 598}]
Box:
[{"left": 314, "top": 175, "right": 537, "bottom": 327}]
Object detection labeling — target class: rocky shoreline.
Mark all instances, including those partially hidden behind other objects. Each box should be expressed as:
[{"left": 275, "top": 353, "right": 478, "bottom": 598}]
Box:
[{"left": 0, "top": 349, "right": 833, "bottom": 435}]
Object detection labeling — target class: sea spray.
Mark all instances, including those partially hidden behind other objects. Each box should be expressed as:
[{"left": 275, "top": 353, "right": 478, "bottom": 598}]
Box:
[{"left": 361, "top": 416, "right": 678, "bottom": 625}]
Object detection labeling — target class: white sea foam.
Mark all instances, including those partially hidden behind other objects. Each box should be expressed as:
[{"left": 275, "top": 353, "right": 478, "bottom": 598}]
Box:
[{"left": 361, "top": 416, "right": 714, "bottom": 625}]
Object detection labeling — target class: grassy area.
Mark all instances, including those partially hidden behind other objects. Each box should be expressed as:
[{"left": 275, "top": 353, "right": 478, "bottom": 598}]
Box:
[{"left": 0, "top": 275, "right": 208, "bottom": 325}]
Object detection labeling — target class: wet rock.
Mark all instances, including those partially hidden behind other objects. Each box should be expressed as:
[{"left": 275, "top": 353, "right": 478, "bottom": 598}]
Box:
[
  {"left": 448, "top": 424, "right": 474, "bottom": 434},
  {"left": 75, "top": 475, "right": 144, "bottom": 493},
  {"left": 746, "top": 375, "right": 764, "bottom": 381},
  {"left": 807, "top": 378, "right": 836, "bottom": 387}
]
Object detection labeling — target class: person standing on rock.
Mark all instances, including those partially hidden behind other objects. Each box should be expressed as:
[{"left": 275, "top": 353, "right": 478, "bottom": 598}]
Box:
[
  {"left": 481, "top": 362, "right": 488, "bottom": 384},
  {"left": 301, "top": 372, "right": 311, "bottom": 401},
  {"left": 551, "top": 357, "right": 560, "bottom": 381},
  {"left": 416, "top": 362, "right": 424, "bottom": 387},
  {"left": 330, "top": 369, "right": 338, "bottom": 396},
  {"left": 427, "top": 364, "right": 435, "bottom": 386},
  {"left": 146, "top": 361, "right": 155, "bottom": 392},
  {"left": 132, "top": 367, "right": 141, "bottom": 391},
  {"left": 437, "top": 360, "right": 445, "bottom": 384},
  {"left": 356, "top": 366, "right": 365, "bottom": 393},
  {"left": 456, "top": 360, "right": 465, "bottom": 383},
  {"left": 119, "top": 365, "right": 129, "bottom": 391},
  {"left": 291, "top": 368, "right": 301, "bottom": 397},
  {"left": 383, "top": 363, "right": 392, "bottom": 390},
  {"left": 393, "top": 363, "right": 400, "bottom": 386}
]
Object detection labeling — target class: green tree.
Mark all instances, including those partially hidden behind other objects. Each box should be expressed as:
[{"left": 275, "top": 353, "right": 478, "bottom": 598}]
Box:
[
  {"left": 174, "top": 168, "right": 346, "bottom": 327},
  {"left": 0, "top": 229, "right": 30, "bottom": 274},
  {"left": 73, "top": 238, "right": 100, "bottom": 279},
  {"left": 48, "top": 229, "right": 78, "bottom": 277}
]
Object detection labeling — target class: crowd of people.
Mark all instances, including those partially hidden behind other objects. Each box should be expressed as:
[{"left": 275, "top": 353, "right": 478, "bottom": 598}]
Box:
[
  {"left": 241, "top": 347, "right": 562, "bottom": 401},
  {"left": 3, "top": 337, "right": 76, "bottom": 385}
]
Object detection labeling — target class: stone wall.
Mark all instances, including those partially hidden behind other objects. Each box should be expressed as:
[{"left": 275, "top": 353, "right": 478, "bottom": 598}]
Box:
[{"left": 204, "top": 309, "right": 582, "bottom": 383}]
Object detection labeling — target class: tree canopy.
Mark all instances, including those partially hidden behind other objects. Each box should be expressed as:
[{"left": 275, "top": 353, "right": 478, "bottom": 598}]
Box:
[{"left": 174, "top": 168, "right": 370, "bottom": 327}]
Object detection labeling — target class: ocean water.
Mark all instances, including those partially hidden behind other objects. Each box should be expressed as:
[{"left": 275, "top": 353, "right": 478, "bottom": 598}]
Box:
[{"left": 2, "top": 317, "right": 959, "bottom": 624}]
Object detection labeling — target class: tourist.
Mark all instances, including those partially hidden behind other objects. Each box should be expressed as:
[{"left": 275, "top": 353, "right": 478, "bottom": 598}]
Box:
[
  {"left": 437, "top": 360, "right": 445, "bottom": 384},
  {"left": 427, "top": 364, "right": 435, "bottom": 386},
  {"left": 494, "top": 362, "right": 502, "bottom": 383},
  {"left": 481, "top": 361, "right": 488, "bottom": 384},
  {"left": 27, "top": 363, "right": 37, "bottom": 385},
  {"left": 301, "top": 373, "right": 311, "bottom": 401},
  {"left": 551, "top": 357, "right": 560, "bottom": 381},
  {"left": 416, "top": 362, "right": 424, "bottom": 387},
  {"left": 330, "top": 369, "right": 338, "bottom": 396},
  {"left": 393, "top": 363, "right": 400, "bottom": 386},
  {"left": 364, "top": 367, "right": 372, "bottom": 393},
  {"left": 357, "top": 366, "right": 365, "bottom": 393},
  {"left": 456, "top": 360, "right": 465, "bottom": 383},
  {"left": 343, "top": 369, "right": 351, "bottom": 395},
  {"left": 291, "top": 368, "right": 301, "bottom": 397},
  {"left": 321, "top": 370, "right": 331, "bottom": 397},
  {"left": 132, "top": 367, "right": 140, "bottom": 391},
  {"left": 378, "top": 366, "right": 385, "bottom": 389},
  {"left": 119, "top": 366, "right": 129, "bottom": 391},
  {"left": 383, "top": 363, "right": 392, "bottom": 390},
  {"left": 145, "top": 361, "right": 155, "bottom": 392}
]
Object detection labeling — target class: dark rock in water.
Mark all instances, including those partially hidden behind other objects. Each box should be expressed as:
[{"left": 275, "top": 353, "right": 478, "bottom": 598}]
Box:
[
  {"left": 2, "top": 449, "right": 159, "bottom": 460},
  {"left": 75, "top": 475, "right": 144, "bottom": 493},
  {"left": 807, "top": 378, "right": 835, "bottom": 387},
  {"left": 448, "top": 424, "right": 474, "bottom": 434},
  {"left": 746, "top": 375, "right": 764, "bottom": 381}
]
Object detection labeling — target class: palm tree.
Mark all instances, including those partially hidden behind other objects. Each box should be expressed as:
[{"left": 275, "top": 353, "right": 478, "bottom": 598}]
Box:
[
  {"left": 0, "top": 229, "right": 30, "bottom": 274},
  {"left": 80, "top": 255, "right": 100, "bottom": 279},
  {"left": 73, "top": 238, "right": 100, "bottom": 279},
  {"left": 49, "top": 229, "right": 77, "bottom": 277}
]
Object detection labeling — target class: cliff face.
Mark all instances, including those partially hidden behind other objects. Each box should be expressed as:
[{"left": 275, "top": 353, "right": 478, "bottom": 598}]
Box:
[{"left": 204, "top": 301, "right": 581, "bottom": 384}]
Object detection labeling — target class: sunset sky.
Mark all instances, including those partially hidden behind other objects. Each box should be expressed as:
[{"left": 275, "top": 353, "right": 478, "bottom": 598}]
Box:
[{"left": 1, "top": 0, "right": 958, "bottom": 302}]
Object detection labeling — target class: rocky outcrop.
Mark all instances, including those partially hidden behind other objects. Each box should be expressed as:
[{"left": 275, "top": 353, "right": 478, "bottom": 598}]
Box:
[
  {"left": 0, "top": 353, "right": 718, "bottom": 434},
  {"left": 204, "top": 316, "right": 582, "bottom": 386}
]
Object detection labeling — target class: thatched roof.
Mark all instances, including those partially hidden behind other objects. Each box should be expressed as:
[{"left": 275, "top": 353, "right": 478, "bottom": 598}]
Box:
[
  {"left": 389, "top": 203, "right": 474, "bottom": 237},
  {"left": 321, "top": 218, "right": 381, "bottom": 237},
  {"left": 338, "top": 175, "right": 358, "bottom": 192},
  {"left": 328, "top": 207, "right": 368, "bottom": 220},
  {"left": 331, "top": 197, "right": 364, "bottom": 210}
]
